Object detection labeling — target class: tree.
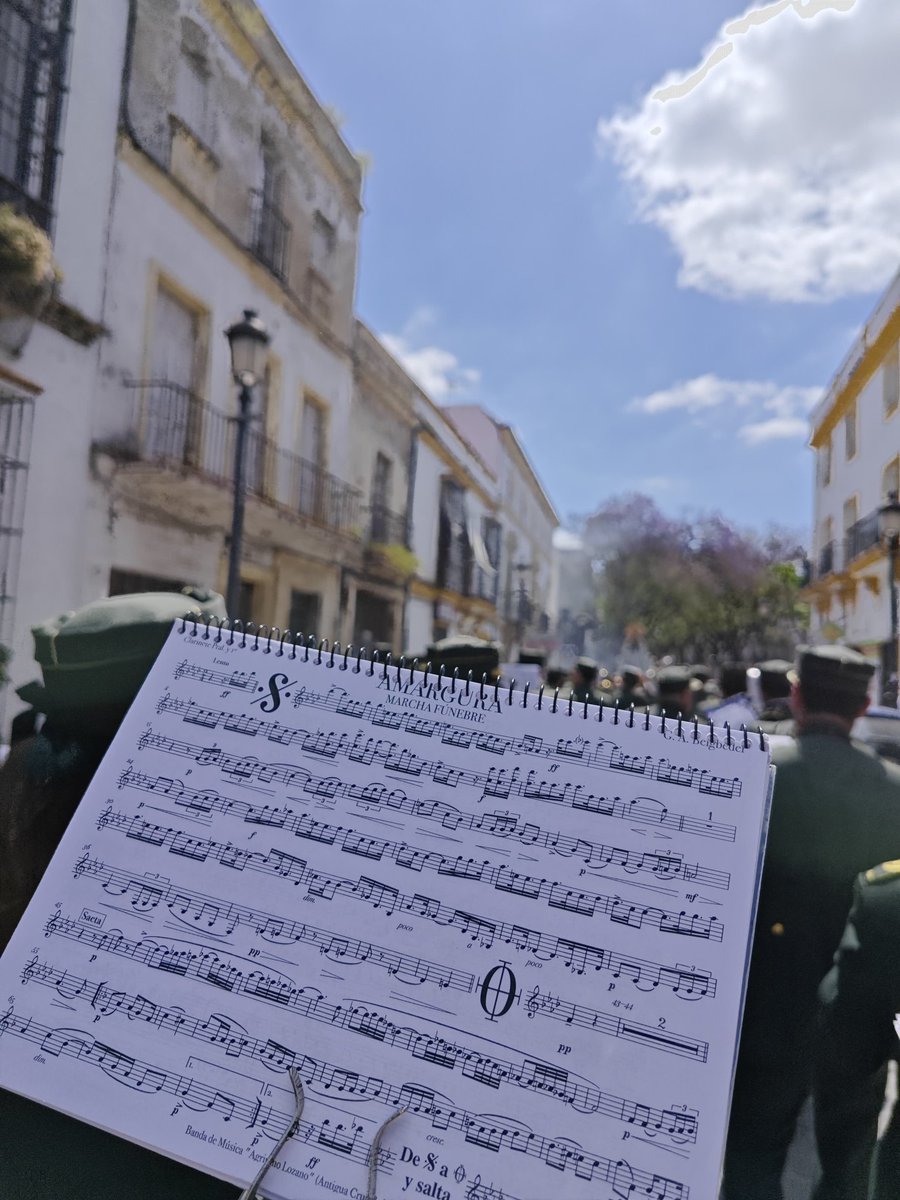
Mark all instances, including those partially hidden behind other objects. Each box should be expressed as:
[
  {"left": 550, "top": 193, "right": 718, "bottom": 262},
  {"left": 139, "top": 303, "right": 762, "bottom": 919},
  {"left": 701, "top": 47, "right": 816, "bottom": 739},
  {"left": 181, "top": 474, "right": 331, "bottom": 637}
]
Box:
[{"left": 577, "top": 494, "right": 806, "bottom": 662}]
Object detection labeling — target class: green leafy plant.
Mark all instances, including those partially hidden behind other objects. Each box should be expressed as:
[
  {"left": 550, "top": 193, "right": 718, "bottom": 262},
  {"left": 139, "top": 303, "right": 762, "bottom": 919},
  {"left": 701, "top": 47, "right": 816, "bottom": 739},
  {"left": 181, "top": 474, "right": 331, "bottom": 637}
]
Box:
[{"left": 371, "top": 542, "right": 418, "bottom": 577}]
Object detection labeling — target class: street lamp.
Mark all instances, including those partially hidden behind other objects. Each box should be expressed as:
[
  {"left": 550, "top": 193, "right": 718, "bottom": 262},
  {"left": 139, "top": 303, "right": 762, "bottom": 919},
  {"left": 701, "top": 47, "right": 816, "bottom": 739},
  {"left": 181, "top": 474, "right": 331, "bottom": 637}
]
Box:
[
  {"left": 878, "top": 490, "right": 900, "bottom": 706},
  {"left": 224, "top": 309, "right": 270, "bottom": 618}
]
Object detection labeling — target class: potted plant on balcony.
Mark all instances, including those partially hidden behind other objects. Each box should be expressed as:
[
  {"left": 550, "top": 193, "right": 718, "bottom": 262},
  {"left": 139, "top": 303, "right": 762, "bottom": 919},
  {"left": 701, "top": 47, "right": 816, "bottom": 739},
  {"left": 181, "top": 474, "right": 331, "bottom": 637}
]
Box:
[{"left": 0, "top": 204, "right": 61, "bottom": 353}]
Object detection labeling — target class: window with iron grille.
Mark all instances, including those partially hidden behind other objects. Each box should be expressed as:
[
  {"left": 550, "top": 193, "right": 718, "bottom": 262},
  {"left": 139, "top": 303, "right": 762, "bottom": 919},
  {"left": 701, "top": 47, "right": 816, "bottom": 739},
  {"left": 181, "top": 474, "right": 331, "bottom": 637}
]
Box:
[
  {"left": 436, "top": 479, "right": 470, "bottom": 595},
  {"left": 0, "top": 0, "right": 73, "bottom": 230}
]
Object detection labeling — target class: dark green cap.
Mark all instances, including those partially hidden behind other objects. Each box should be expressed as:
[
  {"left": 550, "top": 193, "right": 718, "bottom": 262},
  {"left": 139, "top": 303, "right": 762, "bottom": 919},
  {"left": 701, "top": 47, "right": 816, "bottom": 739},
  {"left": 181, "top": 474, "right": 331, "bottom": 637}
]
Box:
[
  {"left": 655, "top": 665, "right": 692, "bottom": 694},
  {"left": 797, "top": 644, "right": 875, "bottom": 702},
  {"left": 25, "top": 588, "right": 226, "bottom": 712},
  {"left": 756, "top": 658, "right": 797, "bottom": 690}
]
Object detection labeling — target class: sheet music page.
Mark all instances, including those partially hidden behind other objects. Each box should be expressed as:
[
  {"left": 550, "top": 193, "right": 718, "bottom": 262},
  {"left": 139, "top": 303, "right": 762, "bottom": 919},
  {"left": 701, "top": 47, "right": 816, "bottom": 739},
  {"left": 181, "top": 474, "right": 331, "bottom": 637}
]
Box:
[{"left": 0, "top": 624, "right": 772, "bottom": 1200}]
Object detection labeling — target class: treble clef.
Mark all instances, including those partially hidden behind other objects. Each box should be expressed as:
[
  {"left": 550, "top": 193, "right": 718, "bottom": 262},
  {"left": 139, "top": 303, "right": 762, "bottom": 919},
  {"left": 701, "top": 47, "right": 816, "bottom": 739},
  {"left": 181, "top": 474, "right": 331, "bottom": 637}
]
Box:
[
  {"left": 526, "top": 983, "right": 541, "bottom": 1020},
  {"left": 73, "top": 853, "right": 90, "bottom": 878}
]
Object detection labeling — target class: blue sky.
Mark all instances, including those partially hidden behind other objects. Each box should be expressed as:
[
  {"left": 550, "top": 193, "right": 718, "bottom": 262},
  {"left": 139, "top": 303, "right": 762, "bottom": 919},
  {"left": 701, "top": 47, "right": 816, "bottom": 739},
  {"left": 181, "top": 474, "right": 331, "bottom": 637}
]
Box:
[{"left": 264, "top": 0, "right": 900, "bottom": 538}]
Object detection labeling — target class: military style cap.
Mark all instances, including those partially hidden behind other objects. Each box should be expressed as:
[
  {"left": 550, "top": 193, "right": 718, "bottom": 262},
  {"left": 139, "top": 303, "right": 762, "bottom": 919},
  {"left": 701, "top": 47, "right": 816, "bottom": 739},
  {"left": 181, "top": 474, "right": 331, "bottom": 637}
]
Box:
[
  {"left": 655, "top": 665, "right": 691, "bottom": 694},
  {"left": 517, "top": 649, "right": 546, "bottom": 668},
  {"left": 574, "top": 657, "right": 599, "bottom": 683},
  {"left": 797, "top": 644, "right": 875, "bottom": 701},
  {"left": 426, "top": 635, "right": 500, "bottom": 679},
  {"left": 755, "top": 658, "right": 797, "bottom": 695},
  {"left": 24, "top": 588, "right": 226, "bottom": 712}
]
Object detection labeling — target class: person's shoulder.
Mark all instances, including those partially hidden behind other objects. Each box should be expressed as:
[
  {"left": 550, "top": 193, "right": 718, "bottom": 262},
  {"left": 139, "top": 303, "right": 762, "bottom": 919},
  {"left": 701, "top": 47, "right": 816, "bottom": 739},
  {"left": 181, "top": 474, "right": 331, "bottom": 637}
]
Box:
[
  {"left": 854, "top": 862, "right": 900, "bottom": 935},
  {"left": 862, "top": 859, "right": 900, "bottom": 885},
  {"left": 769, "top": 737, "right": 801, "bottom": 766}
]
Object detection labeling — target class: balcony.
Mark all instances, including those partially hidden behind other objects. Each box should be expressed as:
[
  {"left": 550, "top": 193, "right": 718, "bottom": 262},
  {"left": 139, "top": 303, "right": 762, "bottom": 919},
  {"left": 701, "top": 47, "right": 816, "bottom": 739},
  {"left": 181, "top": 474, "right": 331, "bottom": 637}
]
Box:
[
  {"left": 117, "top": 381, "right": 362, "bottom": 536},
  {"left": 845, "top": 509, "right": 880, "bottom": 565},
  {"left": 368, "top": 503, "right": 408, "bottom": 546},
  {"left": 250, "top": 190, "right": 291, "bottom": 281}
]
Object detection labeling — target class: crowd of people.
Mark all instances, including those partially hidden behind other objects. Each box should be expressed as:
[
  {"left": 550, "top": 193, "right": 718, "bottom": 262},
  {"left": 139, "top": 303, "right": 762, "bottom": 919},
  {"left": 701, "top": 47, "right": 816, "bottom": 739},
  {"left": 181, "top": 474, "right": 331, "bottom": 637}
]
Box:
[{"left": 528, "top": 646, "right": 899, "bottom": 1199}]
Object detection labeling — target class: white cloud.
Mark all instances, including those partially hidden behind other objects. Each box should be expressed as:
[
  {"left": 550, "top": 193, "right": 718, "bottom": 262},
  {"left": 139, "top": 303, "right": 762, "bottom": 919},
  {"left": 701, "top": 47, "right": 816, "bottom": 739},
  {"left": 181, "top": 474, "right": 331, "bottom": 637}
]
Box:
[
  {"left": 598, "top": 0, "right": 900, "bottom": 302},
  {"left": 630, "top": 374, "right": 821, "bottom": 445},
  {"left": 553, "top": 528, "right": 584, "bottom": 550},
  {"left": 738, "top": 415, "right": 808, "bottom": 443},
  {"left": 379, "top": 309, "right": 481, "bottom": 400}
]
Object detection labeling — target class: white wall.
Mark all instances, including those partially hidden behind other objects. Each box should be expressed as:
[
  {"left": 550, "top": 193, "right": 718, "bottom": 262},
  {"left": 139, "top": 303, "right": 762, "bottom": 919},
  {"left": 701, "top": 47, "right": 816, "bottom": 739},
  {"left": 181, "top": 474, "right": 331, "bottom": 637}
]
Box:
[{"left": 7, "top": 0, "right": 130, "bottom": 701}]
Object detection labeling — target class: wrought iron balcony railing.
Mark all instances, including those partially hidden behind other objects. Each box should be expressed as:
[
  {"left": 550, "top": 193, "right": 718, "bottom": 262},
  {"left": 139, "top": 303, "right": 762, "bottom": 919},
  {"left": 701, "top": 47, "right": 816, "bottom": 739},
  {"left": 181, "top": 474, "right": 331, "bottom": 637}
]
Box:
[
  {"left": 250, "top": 189, "right": 291, "bottom": 281},
  {"left": 817, "top": 540, "right": 835, "bottom": 579},
  {"left": 124, "top": 381, "right": 362, "bottom": 534},
  {"left": 845, "top": 509, "right": 880, "bottom": 565},
  {"left": 367, "top": 503, "right": 408, "bottom": 545}
]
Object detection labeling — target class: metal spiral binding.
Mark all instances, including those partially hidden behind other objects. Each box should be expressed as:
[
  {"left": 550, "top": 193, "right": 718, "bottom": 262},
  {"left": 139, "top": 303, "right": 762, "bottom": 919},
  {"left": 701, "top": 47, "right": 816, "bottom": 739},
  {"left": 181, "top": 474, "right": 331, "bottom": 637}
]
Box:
[{"left": 176, "top": 615, "right": 769, "bottom": 750}]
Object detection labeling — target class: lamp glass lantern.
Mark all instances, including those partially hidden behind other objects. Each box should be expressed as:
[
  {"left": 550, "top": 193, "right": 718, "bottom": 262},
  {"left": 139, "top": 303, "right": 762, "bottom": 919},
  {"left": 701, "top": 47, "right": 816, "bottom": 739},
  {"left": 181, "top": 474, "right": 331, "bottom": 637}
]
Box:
[{"left": 225, "top": 309, "right": 270, "bottom": 388}]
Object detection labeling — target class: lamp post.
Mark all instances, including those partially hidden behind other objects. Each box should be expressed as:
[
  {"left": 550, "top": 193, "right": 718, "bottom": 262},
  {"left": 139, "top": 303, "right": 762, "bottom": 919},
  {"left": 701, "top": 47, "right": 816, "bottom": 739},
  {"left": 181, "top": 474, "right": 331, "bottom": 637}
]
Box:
[
  {"left": 878, "top": 490, "right": 900, "bottom": 706},
  {"left": 224, "top": 309, "right": 270, "bottom": 618}
]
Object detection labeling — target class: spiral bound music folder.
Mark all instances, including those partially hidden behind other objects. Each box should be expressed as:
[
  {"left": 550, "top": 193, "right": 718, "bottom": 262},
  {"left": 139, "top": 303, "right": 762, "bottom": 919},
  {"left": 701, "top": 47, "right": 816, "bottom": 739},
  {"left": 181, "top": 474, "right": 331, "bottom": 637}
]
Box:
[{"left": 0, "top": 618, "right": 773, "bottom": 1200}]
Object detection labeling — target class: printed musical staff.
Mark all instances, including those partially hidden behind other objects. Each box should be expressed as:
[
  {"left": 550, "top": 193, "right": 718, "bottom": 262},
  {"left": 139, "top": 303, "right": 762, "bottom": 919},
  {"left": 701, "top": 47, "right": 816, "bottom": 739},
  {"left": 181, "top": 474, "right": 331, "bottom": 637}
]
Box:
[
  {"left": 99, "top": 798, "right": 725, "bottom": 941},
  {"left": 136, "top": 733, "right": 731, "bottom": 890},
  {"left": 148, "top": 708, "right": 739, "bottom": 841},
  {"left": 1, "top": 1000, "right": 688, "bottom": 1197},
  {"left": 0, "top": 1007, "right": 385, "bottom": 1172},
  {"left": 24, "top": 957, "right": 700, "bottom": 1137}
]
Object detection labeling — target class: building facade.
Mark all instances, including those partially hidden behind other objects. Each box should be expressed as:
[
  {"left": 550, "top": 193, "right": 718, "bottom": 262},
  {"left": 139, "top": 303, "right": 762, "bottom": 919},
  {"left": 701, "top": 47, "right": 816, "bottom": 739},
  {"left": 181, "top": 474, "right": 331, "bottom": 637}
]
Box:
[
  {"left": 804, "top": 267, "right": 900, "bottom": 692},
  {"left": 0, "top": 0, "right": 559, "bottom": 726},
  {"left": 0, "top": 0, "right": 129, "bottom": 722},
  {"left": 442, "top": 404, "right": 558, "bottom": 656}
]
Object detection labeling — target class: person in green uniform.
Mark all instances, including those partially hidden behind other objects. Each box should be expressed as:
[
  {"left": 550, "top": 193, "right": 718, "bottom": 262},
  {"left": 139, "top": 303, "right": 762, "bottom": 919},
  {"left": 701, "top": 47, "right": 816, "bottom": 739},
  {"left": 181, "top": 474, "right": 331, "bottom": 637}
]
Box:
[
  {"left": 616, "top": 664, "right": 649, "bottom": 710},
  {"left": 1, "top": 589, "right": 238, "bottom": 1200},
  {"left": 721, "top": 646, "right": 900, "bottom": 1200},
  {"left": 570, "top": 656, "right": 600, "bottom": 704},
  {"left": 652, "top": 664, "right": 695, "bottom": 719},
  {"left": 812, "top": 862, "right": 900, "bottom": 1200},
  {"left": 750, "top": 659, "right": 797, "bottom": 738}
]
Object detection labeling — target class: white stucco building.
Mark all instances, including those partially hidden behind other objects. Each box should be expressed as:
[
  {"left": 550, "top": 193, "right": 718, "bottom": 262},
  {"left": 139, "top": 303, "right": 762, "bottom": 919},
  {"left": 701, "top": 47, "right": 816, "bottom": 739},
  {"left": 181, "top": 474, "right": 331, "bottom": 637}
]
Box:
[
  {"left": 0, "top": 0, "right": 129, "bottom": 723},
  {"left": 0, "top": 0, "right": 560, "bottom": 728},
  {"left": 804, "top": 266, "right": 900, "bottom": 693}
]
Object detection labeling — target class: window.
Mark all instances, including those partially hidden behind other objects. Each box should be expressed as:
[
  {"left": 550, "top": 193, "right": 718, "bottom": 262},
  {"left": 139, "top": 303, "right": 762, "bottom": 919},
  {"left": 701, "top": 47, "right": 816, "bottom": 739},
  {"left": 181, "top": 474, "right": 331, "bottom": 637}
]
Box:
[
  {"left": 883, "top": 458, "right": 900, "bottom": 501},
  {"left": 175, "top": 47, "right": 210, "bottom": 146},
  {"left": 843, "top": 496, "right": 858, "bottom": 534},
  {"left": 145, "top": 284, "right": 205, "bottom": 463},
  {"left": 244, "top": 361, "right": 272, "bottom": 499},
  {"left": 252, "top": 135, "right": 290, "bottom": 279},
  {"left": 311, "top": 211, "right": 336, "bottom": 275},
  {"left": 288, "top": 589, "right": 320, "bottom": 638},
  {"left": 437, "top": 479, "right": 470, "bottom": 594},
  {"left": 470, "top": 517, "right": 501, "bottom": 602},
  {"left": 236, "top": 580, "right": 256, "bottom": 626},
  {"left": 817, "top": 438, "right": 831, "bottom": 487},
  {"left": 884, "top": 344, "right": 900, "bottom": 416},
  {"left": 297, "top": 394, "right": 326, "bottom": 518},
  {"left": 370, "top": 452, "right": 394, "bottom": 540},
  {"left": 299, "top": 395, "right": 325, "bottom": 466},
  {"left": 0, "top": 0, "right": 73, "bottom": 229},
  {"left": 109, "top": 568, "right": 188, "bottom": 596},
  {"left": 818, "top": 517, "right": 834, "bottom": 577},
  {"left": 844, "top": 404, "right": 857, "bottom": 460}
]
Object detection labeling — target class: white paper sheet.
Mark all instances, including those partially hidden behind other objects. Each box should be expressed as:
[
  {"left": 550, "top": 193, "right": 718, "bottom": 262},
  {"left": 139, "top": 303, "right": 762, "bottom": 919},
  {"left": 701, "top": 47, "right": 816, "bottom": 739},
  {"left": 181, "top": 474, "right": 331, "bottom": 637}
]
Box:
[{"left": 0, "top": 623, "right": 772, "bottom": 1200}]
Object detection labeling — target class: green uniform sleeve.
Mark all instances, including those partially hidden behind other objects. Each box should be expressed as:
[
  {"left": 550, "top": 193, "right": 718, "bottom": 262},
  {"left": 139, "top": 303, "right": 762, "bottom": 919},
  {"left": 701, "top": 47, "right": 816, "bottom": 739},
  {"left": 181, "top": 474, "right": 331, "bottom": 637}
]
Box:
[{"left": 812, "top": 878, "right": 895, "bottom": 1200}]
